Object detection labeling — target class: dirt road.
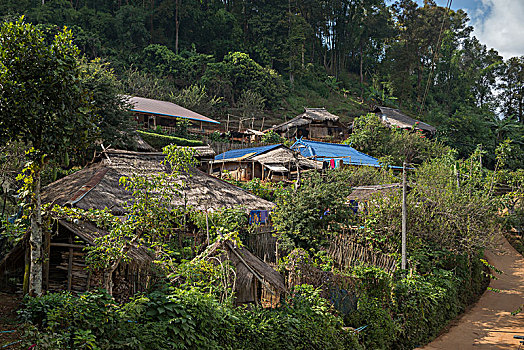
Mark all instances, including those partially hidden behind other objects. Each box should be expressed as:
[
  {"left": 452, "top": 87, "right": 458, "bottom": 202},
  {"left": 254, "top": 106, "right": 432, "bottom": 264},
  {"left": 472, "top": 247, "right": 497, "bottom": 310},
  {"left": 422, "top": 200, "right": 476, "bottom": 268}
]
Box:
[{"left": 422, "top": 234, "right": 524, "bottom": 349}]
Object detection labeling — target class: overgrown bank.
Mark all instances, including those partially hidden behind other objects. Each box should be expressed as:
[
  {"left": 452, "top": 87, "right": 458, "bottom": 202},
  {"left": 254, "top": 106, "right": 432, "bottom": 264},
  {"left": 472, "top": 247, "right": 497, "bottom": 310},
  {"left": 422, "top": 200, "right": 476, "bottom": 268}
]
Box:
[{"left": 19, "top": 287, "right": 362, "bottom": 350}]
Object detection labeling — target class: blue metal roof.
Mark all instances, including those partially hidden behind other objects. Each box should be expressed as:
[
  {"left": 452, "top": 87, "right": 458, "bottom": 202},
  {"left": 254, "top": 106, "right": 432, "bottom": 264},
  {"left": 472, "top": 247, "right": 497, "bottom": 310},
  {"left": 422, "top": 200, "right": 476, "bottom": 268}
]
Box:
[
  {"left": 214, "top": 144, "right": 282, "bottom": 161},
  {"left": 291, "top": 139, "right": 382, "bottom": 167}
]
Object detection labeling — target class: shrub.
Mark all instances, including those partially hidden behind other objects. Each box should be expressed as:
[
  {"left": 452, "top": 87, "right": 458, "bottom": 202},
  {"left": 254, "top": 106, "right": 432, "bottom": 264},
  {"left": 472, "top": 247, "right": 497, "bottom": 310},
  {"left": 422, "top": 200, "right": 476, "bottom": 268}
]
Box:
[
  {"left": 137, "top": 130, "right": 203, "bottom": 150},
  {"left": 20, "top": 287, "right": 362, "bottom": 350}
]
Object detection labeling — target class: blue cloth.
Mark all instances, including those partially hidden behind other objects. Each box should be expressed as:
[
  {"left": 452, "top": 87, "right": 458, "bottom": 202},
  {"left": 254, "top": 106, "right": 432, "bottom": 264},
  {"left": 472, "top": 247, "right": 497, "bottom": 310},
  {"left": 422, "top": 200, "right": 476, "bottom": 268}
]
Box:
[{"left": 249, "top": 210, "right": 270, "bottom": 225}]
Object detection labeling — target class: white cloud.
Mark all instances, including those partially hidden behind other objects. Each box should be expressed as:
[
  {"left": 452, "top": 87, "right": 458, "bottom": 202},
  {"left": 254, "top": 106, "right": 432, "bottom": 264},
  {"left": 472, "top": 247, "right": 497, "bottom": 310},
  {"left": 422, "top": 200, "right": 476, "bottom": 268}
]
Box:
[{"left": 470, "top": 0, "right": 524, "bottom": 59}]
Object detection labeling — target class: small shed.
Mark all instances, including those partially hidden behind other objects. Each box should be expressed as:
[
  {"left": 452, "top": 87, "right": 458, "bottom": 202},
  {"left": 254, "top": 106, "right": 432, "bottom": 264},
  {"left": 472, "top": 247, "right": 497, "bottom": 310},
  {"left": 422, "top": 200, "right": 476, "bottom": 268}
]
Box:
[
  {"left": 0, "top": 218, "right": 153, "bottom": 301},
  {"left": 373, "top": 106, "right": 436, "bottom": 135},
  {"left": 347, "top": 183, "right": 408, "bottom": 213},
  {"left": 269, "top": 108, "right": 349, "bottom": 141},
  {"left": 212, "top": 144, "right": 321, "bottom": 182},
  {"left": 128, "top": 95, "right": 220, "bottom": 134},
  {"left": 202, "top": 239, "right": 286, "bottom": 306}
]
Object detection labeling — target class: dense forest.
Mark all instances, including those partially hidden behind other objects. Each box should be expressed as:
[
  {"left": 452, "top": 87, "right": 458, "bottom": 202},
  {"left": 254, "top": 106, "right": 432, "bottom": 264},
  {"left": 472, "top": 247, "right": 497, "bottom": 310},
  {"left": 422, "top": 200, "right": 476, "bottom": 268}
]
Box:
[{"left": 1, "top": 0, "right": 522, "bottom": 167}]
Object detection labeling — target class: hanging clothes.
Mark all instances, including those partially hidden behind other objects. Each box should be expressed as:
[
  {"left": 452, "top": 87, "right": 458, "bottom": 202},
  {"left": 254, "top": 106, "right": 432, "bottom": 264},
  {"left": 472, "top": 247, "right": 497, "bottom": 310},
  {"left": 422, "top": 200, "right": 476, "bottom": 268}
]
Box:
[
  {"left": 249, "top": 210, "right": 270, "bottom": 225},
  {"left": 330, "top": 158, "right": 335, "bottom": 169}
]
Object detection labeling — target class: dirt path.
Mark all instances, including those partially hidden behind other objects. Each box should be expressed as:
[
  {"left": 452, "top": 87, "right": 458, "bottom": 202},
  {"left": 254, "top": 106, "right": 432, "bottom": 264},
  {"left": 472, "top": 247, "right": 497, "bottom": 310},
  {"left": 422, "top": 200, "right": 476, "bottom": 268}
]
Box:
[
  {"left": 0, "top": 292, "right": 22, "bottom": 349},
  {"left": 421, "top": 234, "right": 524, "bottom": 349}
]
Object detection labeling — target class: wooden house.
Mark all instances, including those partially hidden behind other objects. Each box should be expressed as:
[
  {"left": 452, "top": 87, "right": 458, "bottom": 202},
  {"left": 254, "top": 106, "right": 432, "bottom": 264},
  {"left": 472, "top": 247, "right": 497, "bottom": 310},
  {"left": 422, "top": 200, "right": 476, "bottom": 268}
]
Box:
[
  {"left": 269, "top": 108, "right": 349, "bottom": 142},
  {"left": 202, "top": 239, "right": 286, "bottom": 306},
  {"left": 347, "top": 183, "right": 409, "bottom": 214},
  {"left": 212, "top": 144, "right": 321, "bottom": 182},
  {"left": 373, "top": 106, "right": 436, "bottom": 136},
  {"left": 0, "top": 149, "right": 276, "bottom": 299},
  {"left": 0, "top": 218, "right": 153, "bottom": 302},
  {"left": 128, "top": 96, "right": 220, "bottom": 135}
]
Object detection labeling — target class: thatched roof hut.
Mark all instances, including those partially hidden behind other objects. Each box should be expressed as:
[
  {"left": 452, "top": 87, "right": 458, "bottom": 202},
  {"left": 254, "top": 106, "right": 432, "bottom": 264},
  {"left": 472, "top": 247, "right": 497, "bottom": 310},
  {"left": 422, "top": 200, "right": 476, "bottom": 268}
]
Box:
[
  {"left": 373, "top": 106, "right": 436, "bottom": 134},
  {"left": 347, "top": 183, "right": 404, "bottom": 201},
  {"left": 212, "top": 144, "right": 321, "bottom": 181},
  {"left": 269, "top": 108, "right": 348, "bottom": 141},
  {"left": 198, "top": 239, "right": 286, "bottom": 305},
  {"left": 0, "top": 217, "right": 153, "bottom": 300},
  {"left": 42, "top": 149, "right": 274, "bottom": 215}
]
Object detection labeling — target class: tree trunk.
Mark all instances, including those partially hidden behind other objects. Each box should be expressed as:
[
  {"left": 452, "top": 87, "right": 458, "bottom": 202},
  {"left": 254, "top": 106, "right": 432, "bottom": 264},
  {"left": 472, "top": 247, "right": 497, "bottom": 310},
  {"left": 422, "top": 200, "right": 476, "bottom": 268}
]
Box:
[
  {"left": 360, "top": 40, "right": 364, "bottom": 100},
  {"left": 175, "top": 0, "right": 180, "bottom": 54},
  {"left": 103, "top": 231, "right": 143, "bottom": 295},
  {"left": 29, "top": 168, "right": 43, "bottom": 296}
]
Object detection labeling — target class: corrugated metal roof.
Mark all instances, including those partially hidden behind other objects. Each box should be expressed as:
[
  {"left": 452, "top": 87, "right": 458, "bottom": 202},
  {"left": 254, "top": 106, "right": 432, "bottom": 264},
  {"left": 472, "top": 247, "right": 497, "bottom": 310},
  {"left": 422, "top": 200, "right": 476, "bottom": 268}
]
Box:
[
  {"left": 128, "top": 96, "right": 220, "bottom": 124},
  {"left": 214, "top": 144, "right": 282, "bottom": 161},
  {"left": 291, "top": 139, "right": 381, "bottom": 167}
]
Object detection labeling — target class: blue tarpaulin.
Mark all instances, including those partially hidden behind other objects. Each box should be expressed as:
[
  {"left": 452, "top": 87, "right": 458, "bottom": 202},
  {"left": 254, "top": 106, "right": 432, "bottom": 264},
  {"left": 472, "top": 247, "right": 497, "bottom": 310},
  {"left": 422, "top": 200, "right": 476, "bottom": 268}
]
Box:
[
  {"left": 214, "top": 144, "right": 282, "bottom": 161},
  {"left": 291, "top": 139, "right": 401, "bottom": 168}
]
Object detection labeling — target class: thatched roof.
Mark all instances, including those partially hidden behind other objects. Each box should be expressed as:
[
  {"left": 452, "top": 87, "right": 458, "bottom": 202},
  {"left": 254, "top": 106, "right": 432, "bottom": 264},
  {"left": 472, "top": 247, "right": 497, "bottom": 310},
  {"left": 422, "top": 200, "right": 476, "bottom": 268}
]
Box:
[
  {"left": 42, "top": 149, "right": 274, "bottom": 215},
  {"left": 348, "top": 183, "right": 403, "bottom": 201},
  {"left": 213, "top": 144, "right": 321, "bottom": 171},
  {"left": 270, "top": 108, "right": 341, "bottom": 132},
  {"left": 205, "top": 239, "right": 286, "bottom": 293},
  {"left": 133, "top": 133, "right": 156, "bottom": 152},
  {"left": 373, "top": 106, "right": 436, "bottom": 133},
  {"left": 190, "top": 145, "right": 216, "bottom": 158},
  {"left": 252, "top": 146, "right": 321, "bottom": 170}
]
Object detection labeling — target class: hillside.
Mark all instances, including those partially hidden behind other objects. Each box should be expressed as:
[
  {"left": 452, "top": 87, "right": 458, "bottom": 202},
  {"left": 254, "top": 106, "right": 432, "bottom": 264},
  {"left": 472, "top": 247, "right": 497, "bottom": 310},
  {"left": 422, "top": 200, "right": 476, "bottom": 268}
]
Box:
[{"left": 1, "top": 0, "right": 522, "bottom": 168}]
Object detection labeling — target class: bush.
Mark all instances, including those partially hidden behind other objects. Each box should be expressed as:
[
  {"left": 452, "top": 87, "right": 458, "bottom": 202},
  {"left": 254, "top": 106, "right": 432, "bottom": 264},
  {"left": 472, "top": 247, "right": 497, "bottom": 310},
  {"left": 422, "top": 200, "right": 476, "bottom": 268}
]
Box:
[
  {"left": 20, "top": 287, "right": 362, "bottom": 350},
  {"left": 137, "top": 130, "right": 203, "bottom": 150}
]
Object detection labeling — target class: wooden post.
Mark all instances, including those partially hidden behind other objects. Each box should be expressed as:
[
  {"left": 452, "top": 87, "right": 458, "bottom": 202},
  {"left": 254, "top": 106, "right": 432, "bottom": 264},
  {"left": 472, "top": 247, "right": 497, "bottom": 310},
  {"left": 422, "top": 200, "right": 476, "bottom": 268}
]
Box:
[
  {"left": 67, "top": 234, "right": 73, "bottom": 291},
  {"left": 85, "top": 268, "right": 92, "bottom": 291},
  {"left": 401, "top": 162, "right": 407, "bottom": 270},
  {"left": 252, "top": 161, "right": 255, "bottom": 180},
  {"left": 44, "top": 230, "right": 50, "bottom": 291},
  {"left": 23, "top": 246, "right": 30, "bottom": 295},
  {"left": 206, "top": 211, "right": 210, "bottom": 245},
  {"left": 260, "top": 116, "right": 265, "bottom": 131},
  {"left": 226, "top": 114, "right": 230, "bottom": 132}
]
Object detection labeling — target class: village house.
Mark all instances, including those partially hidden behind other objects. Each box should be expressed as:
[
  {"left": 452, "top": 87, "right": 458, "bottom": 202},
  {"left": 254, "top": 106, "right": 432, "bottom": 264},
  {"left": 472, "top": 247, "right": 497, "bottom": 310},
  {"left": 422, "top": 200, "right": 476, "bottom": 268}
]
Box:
[
  {"left": 212, "top": 144, "right": 322, "bottom": 182},
  {"left": 128, "top": 95, "right": 221, "bottom": 135},
  {"left": 269, "top": 108, "right": 349, "bottom": 142},
  {"left": 0, "top": 149, "right": 279, "bottom": 302},
  {"left": 372, "top": 106, "right": 436, "bottom": 136},
  {"left": 347, "top": 183, "right": 406, "bottom": 213}
]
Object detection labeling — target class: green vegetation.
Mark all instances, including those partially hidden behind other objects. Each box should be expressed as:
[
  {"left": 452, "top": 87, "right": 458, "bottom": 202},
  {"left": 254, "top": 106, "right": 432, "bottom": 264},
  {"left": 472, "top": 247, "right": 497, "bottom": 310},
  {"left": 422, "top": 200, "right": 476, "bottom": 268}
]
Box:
[
  {"left": 346, "top": 113, "right": 448, "bottom": 166},
  {"left": 1, "top": 0, "right": 522, "bottom": 166},
  {"left": 19, "top": 286, "right": 361, "bottom": 350},
  {"left": 137, "top": 130, "right": 204, "bottom": 149},
  {"left": 0, "top": 3, "right": 523, "bottom": 350}
]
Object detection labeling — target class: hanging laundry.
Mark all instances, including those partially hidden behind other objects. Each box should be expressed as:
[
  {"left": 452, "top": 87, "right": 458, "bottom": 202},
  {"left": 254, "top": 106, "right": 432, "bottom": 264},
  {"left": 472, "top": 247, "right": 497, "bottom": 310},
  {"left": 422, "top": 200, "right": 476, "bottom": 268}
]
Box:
[
  {"left": 330, "top": 158, "right": 335, "bottom": 169},
  {"left": 249, "top": 210, "right": 270, "bottom": 225}
]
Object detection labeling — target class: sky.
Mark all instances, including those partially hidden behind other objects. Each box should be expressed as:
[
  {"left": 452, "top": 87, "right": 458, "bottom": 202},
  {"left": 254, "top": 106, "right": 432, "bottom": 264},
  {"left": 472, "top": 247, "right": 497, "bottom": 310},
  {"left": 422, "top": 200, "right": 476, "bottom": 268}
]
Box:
[{"left": 414, "top": 0, "right": 524, "bottom": 60}]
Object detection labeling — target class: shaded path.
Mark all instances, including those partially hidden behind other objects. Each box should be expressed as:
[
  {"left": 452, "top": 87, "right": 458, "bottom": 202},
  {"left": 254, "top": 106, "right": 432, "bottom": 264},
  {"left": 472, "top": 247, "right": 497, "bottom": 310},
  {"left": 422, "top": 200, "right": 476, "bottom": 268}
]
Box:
[
  {"left": 0, "top": 292, "right": 21, "bottom": 348},
  {"left": 421, "top": 234, "right": 524, "bottom": 349}
]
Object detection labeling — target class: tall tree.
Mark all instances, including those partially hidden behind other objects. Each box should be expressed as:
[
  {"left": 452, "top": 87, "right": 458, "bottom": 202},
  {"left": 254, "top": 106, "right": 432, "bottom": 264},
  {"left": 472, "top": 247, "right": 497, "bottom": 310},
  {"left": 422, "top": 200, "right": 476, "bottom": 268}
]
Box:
[
  {"left": 0, "top": 18, "right": 95, "bottom": 295},
  {"left": 500, "top": 56, "right": 524, "bottom": 123}
]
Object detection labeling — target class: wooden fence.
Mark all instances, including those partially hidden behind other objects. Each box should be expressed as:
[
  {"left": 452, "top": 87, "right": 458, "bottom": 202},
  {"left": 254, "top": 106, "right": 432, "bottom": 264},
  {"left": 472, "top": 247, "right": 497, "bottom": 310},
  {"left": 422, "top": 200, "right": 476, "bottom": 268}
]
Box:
[
  {"left": 243, "top": 226, "right": 280, "bottom": 264},
  {"left": 328, "top": 234, "right": 398, "bottom": 273}
]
